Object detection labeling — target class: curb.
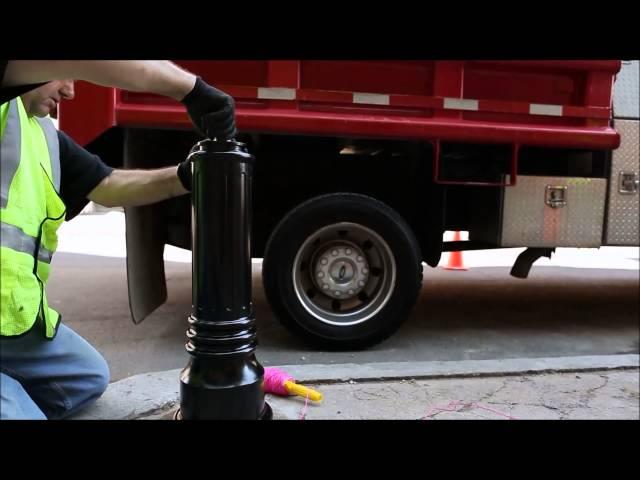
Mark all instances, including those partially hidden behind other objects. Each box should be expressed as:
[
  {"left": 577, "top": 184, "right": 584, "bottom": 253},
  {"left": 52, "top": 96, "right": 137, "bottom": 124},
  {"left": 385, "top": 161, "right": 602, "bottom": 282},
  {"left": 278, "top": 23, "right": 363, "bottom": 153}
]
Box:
[{"left": 72, "top": 354, "right": 639, "bottom": 420}]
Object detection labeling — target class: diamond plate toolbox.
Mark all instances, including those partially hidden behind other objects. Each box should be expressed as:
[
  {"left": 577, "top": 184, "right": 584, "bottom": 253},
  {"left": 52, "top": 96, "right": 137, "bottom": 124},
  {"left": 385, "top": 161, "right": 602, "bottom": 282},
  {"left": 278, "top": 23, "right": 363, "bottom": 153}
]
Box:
[
  {"left": 501, "top": 175, "right": 607, "bottom": 247},
  {"left": 606, "top": 119, "right": 639, "bottom": 245}
]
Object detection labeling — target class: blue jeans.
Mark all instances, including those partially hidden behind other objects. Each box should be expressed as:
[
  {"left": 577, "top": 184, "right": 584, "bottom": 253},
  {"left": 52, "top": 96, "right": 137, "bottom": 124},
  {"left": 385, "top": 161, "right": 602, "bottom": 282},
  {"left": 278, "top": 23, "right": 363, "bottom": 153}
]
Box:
[{"left": 0, "top": 323, "right": 110, "bottom": 420}]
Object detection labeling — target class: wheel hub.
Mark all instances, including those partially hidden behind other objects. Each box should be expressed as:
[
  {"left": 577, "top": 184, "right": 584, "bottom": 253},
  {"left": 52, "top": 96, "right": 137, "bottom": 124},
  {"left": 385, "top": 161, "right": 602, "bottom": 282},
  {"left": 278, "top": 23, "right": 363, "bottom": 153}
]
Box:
[{"left": 312, "top": 245, "right": 369, "bottom": 300}]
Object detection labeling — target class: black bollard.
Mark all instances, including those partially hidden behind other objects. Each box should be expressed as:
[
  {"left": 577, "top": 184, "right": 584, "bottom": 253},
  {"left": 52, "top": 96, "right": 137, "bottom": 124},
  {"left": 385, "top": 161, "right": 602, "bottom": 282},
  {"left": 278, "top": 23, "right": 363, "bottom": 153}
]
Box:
[{"left": 178, "top": 139, "right": 271, "bottom": 420}]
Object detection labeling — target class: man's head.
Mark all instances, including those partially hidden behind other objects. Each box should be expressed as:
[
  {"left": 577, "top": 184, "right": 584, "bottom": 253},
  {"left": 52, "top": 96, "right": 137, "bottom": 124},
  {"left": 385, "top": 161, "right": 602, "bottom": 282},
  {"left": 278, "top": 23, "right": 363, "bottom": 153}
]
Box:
[{"left": 21, "top": 80, "right": 74, "bottom": 117}]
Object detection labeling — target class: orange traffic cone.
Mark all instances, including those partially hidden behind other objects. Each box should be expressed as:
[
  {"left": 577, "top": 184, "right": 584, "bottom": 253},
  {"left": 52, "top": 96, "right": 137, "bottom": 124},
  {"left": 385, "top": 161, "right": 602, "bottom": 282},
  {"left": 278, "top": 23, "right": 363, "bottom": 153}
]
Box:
[{"left": 444, "top": 231, "right": 467, "bottom": 271}]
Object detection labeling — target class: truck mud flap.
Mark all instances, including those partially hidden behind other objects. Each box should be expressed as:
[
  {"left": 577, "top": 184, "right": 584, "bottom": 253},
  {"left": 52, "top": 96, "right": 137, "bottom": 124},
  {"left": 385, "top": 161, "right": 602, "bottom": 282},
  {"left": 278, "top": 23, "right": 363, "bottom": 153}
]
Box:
[
  {"left": 125, "top": 204, "right": 167, "bottom": 324},
  {"left": 123, "top": 128, "right": 169, "bottom": 324}
]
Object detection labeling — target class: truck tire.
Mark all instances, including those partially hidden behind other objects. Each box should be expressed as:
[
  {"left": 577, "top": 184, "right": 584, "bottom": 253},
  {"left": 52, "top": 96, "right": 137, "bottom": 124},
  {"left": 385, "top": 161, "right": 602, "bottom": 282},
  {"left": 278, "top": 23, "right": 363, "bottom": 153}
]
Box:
[{"left": 262, "top": 193, "right": 423, "bottom": 350}]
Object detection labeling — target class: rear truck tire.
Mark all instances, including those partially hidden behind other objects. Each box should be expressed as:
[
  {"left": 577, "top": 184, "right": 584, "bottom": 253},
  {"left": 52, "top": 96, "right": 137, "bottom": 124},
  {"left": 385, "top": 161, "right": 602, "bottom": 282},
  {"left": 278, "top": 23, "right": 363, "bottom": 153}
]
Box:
[{"left": 262, "top": 193, "right": 423, "bottom": 350}]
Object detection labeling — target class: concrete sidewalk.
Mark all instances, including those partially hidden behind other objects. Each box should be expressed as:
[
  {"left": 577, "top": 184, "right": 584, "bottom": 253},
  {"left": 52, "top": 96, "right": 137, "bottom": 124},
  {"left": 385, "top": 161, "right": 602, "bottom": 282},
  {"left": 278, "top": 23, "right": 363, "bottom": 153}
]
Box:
[{"left": 72, "top": 354, "right": 639, "bottom": 420}]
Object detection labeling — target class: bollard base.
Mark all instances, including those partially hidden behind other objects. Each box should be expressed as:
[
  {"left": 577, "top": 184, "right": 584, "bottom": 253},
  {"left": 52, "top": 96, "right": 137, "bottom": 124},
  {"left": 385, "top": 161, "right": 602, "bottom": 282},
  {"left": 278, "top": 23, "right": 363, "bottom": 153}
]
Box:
[{"left": 178, "top": 356, "right": 271, "bottom": 420}]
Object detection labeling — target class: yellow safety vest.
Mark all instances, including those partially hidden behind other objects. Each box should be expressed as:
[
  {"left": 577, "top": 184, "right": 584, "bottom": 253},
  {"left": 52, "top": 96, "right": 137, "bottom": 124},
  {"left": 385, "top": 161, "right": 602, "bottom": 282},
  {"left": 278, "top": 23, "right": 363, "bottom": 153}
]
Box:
[{"left": 1, "top": 98, "right": 66, "bottom": 339}]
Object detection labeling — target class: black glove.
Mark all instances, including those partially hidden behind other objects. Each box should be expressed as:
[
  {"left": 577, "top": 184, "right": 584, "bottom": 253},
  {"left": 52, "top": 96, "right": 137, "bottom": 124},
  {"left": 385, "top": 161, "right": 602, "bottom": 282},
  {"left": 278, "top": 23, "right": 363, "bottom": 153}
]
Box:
[
  {"left": 177, "top": 160, "right": 192, "bottom": 192},
  {"left": 181, "top": 77, "right": 237, "bottom": 140}
]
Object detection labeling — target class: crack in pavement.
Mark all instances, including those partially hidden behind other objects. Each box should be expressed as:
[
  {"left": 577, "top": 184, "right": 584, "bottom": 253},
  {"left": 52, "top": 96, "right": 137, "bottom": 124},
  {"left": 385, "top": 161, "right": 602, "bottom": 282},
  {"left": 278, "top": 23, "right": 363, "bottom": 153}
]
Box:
[
  {"left": 576, "top": 374, "right": 611, "bottom": 409},
  {"left": 477, "top": 378, "right": 511, "bottom": 404}
]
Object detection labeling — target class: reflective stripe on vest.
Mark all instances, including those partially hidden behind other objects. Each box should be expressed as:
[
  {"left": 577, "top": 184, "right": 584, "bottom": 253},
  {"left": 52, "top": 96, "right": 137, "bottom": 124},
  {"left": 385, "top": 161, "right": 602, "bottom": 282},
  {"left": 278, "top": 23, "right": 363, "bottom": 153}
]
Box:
[
  {"left": 36, "top": 116, "right": 61, "bottom": 191},
  {"left": 0, "top": 222, "right": 54, "bottom": 264},
  {"left": 1, "top": 101, "right": 21, "bottom": 208}
]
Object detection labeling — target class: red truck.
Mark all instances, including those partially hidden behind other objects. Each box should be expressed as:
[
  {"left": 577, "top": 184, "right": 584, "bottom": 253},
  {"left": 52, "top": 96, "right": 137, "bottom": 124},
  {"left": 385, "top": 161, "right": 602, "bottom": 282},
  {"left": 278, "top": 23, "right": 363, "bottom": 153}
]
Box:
[{"left": 59, "top": 60, "right": 639, "bottom": 349}]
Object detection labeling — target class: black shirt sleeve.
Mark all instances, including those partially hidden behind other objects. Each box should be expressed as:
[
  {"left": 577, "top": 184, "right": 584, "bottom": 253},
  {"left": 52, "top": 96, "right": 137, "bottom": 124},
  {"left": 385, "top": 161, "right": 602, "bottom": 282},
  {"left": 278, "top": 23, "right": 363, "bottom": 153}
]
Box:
[
  {"left": 57, "top": 129, "right": 114, "bottom": 221},
  {"left": 0, "top": 60, "right": 47, "bottom": 104}
]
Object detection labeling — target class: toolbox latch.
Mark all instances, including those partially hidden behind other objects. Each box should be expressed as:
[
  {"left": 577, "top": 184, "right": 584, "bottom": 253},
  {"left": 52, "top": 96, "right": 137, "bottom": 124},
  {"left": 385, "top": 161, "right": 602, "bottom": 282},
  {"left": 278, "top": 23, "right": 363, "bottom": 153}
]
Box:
[{"left": 545, "top": 185, "right": 568, "bottom": 208}]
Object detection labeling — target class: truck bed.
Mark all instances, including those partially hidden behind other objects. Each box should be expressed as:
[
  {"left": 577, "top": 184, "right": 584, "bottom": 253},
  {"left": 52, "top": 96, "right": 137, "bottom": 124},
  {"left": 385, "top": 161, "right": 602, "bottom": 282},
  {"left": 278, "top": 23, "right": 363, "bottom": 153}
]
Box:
[{"left": 59, "top": 60, "right": 621, "bottom": 150}]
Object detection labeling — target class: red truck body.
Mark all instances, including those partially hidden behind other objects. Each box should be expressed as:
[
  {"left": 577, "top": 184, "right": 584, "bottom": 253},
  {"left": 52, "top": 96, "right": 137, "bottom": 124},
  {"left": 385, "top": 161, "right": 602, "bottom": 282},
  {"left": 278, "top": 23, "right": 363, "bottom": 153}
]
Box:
[{"left": 60, "top": 60, "right": 620, "bottom": 151}]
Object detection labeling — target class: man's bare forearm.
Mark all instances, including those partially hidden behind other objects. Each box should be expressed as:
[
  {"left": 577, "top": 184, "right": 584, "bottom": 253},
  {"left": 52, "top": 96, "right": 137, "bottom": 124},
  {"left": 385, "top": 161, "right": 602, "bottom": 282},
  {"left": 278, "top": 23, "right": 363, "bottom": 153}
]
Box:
[
  {"left": 3, "top": 61, "right": 196, "bottom": 101},
  {"left": 88, "top": 166, "right": 189, "bottom": 208}
]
